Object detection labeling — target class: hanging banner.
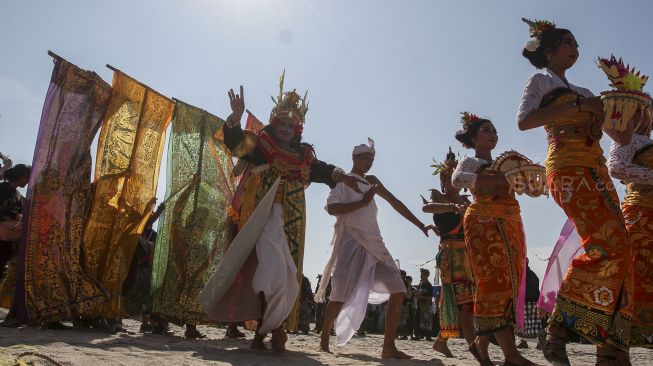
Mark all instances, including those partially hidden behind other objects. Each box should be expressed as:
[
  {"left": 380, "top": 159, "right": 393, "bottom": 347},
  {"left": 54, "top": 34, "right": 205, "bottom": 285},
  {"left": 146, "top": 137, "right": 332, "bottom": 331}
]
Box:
[
  {"left": 19, "top": 56, "right": 111, "bottom": 321},
  {"left": 81, "top": 69, "right": 173, "bottom": 319},
  {"left": 150, "top": 100, "right": 235, "bottom": 325}
]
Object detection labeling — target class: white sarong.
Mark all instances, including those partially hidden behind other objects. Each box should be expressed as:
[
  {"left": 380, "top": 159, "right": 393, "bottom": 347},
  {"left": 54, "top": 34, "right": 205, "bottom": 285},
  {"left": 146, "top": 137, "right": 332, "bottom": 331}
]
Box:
[{"left": 316, "top": 175, "right": 405, "bottom": 346}]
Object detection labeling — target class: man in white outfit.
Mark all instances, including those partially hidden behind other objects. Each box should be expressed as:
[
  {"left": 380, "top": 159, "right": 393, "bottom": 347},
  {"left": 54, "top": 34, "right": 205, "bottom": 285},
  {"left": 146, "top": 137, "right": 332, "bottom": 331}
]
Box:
[{"left": 316, "top": 138, "right": 432, "bottom": 359}]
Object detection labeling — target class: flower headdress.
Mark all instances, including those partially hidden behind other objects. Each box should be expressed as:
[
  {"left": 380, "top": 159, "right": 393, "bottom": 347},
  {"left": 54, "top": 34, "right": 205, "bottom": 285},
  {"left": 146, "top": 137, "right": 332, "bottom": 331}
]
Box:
[
  {"left": 460, "top": 111, "right": 479, "bottom": 129},
  {"left": 430, "top": 147, "right": 457, "bottom": 176},
  {"left": 521, "top": 17, "right": 556, "bottom": 52},
  {"left": 270, "top": 70, "right": 309, "bottom": 135}
]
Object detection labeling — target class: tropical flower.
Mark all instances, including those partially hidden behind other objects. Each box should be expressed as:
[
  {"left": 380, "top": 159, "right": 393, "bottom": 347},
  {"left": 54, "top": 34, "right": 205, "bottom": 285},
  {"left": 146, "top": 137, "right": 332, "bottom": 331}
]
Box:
[{"left": 525, "top": 38, "right": 540, "bottom": 52}]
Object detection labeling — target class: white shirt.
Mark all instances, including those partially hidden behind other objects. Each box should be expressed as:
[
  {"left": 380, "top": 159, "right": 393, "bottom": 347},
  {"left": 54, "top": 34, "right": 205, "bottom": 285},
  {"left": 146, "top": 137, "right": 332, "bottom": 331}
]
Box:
[
  {"left": 326, "top": 175, "right": 381, "bottom": 234},
  {"left": 608, "top": 134, "right": 653, "bottom": 185},
  {"left": 451, "top": 156, "right": 490, "bottom": 190},
  {"left": 516, "top": 68, "right": 594, "bottom": 124}
]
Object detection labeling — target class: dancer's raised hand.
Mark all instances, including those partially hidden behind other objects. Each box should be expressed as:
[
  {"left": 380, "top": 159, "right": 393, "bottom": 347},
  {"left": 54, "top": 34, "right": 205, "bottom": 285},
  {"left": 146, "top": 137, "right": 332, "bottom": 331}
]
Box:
[{"left": 227, "top": 85, "right": 245, "bottom": 126}]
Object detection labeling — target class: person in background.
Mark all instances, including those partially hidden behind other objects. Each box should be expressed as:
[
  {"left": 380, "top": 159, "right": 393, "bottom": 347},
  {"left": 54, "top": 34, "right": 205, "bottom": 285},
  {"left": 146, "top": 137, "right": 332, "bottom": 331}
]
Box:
[
  {"left": 0, "top": 164, "right": 30, "bottom": 310},
  {"left": 413, "top": 268, "right": 434, "bottom": 341},
  {"left": 0, "top": 165, "right": 29, "bottom": 270},
  {"left": 515, "top": 259, "right": 542, "bottom": 349},
  {"left": 123, "top": 202, "right": 165, "bottom": 333},
  {"left": 422, "top": 147, "right": 475, "bottom": 358},
  {"left": 313, "top": 274, "right": 328, "bottom": 334},
  {"left": 298, "top": 275, "right": 314, "bottom": 334},
  {"left": 397, "top": 270, "right": 413, "bottom": 340},
  {"left": 0, "top": 153, "right": 13, "bottom": 177}
]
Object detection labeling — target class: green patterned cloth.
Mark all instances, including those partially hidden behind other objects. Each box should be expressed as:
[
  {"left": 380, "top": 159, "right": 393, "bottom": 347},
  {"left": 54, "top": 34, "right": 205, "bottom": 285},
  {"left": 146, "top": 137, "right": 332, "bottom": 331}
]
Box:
[{"left": 150, "top": 101, "right": 235, "bottom": 326}]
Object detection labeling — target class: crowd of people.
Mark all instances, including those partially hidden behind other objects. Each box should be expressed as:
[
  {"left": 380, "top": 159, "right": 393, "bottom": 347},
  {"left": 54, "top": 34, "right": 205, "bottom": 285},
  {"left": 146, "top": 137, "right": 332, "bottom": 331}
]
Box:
[{"left": 1, "top": 16, "right": 653, "bottom": 366}]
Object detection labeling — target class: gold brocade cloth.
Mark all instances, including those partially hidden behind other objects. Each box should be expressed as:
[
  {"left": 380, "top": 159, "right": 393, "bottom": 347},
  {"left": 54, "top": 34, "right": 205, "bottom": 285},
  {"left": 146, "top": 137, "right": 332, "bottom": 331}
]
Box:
[
  {"left": 547, "top": 166, "right": 632, "bottom": 348},
  {"left": 81, "top": 72, "right": 173, "bottom": 319},
  {"left": 235, "top": 165, "right": 307, "bottom": 332},
  {"left": 464, "top": 171, "right": 524, "bottom": 335},
  {"left": 543, "top": 91, "right": 606, "bottom": 175},
  {"left": 20, "top": 59, "right": 112, "bottom": 321},
  {"left": 543, "top": 90, "right": 632, "bottom": 349},
  {"left": 620, "top": 143, "right": 653, "bottom": 348}
]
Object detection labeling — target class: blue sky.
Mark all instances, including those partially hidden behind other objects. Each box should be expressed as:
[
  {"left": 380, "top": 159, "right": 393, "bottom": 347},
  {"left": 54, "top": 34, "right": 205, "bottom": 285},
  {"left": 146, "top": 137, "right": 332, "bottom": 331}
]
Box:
[{"left": 2, "top": 0, "right": 653, "bottom": 285}]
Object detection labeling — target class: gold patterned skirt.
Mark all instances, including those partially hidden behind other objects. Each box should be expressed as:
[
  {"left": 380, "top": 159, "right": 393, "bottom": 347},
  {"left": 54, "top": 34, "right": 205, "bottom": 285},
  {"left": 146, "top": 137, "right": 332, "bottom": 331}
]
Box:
[
  {"left": 437, "top": 238, "right": 474, "bottom": 338},
  {"left": 438, "top": 238, "right": 475, "bottom": 305},
  {"left": 547, "top": 166, "right": 631, "bottom": 348},
  {"left": 464, "top": 203, "right": 525, "bottom": 335},
  {"left": 622, "top": 204, "right": 653, "bottom": 348}
]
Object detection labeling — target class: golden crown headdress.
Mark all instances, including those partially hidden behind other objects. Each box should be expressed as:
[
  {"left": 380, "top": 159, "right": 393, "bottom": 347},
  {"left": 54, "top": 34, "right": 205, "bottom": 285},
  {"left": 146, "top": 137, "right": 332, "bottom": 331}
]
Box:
[
  {"left": 430, "top": 147, "right": 458, "bottom": 176},
  {"left": 460, "top": 111, "right": 480, "bottom": 129},
  {"left": 521, "top": 17, "right": 556, "bottom": 39},
  {"left": 270, "top": 70, "right": 309, "bottom": 125}
]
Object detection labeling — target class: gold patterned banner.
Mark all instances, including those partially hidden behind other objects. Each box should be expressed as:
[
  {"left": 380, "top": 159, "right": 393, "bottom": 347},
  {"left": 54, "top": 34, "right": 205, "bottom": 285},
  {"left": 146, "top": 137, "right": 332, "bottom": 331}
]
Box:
[
  {"left": 150, "top": 100, "right": 235, "bottom": 325},
  {"left": 20, "top": 58, "right": 112, "bottom": 321},
  {"left": 81, "top": 71, "right": 173, "bottom": 319}
]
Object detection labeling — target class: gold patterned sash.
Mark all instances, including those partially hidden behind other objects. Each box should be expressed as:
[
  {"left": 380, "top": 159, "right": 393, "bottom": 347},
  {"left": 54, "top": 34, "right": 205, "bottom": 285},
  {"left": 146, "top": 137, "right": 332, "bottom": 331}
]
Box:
[
  {"left": 543, "top": 91, "right": 606, "bottom": 174},
  {"left": 465, "top": 201, "right": 521, "bottom": 221}
]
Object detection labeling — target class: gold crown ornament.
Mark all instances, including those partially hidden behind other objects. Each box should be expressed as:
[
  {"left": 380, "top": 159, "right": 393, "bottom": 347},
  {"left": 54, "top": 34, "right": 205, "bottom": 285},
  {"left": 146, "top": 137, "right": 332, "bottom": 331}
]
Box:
[
  {"left": 269, "top": 70, "right": 309, "bottom": 133},
  {"left": 598, "top": 55, "right": 652, "bottom": 131}
]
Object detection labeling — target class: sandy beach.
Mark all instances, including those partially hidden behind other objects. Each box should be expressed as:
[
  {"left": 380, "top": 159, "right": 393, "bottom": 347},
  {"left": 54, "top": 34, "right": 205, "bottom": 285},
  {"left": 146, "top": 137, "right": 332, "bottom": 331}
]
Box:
[{"left": 1, "top": 309, "right": 652, "bottom": 366}]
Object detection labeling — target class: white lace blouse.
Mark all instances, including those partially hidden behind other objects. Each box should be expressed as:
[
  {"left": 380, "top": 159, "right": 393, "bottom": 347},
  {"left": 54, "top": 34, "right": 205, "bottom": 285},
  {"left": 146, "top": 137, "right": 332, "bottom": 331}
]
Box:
[
  {"left": 516, "top": 68, "right": 594, "bottom": 123},
  {"left": 451, "top": 156, "right": 490, "bottom": 190},
  {"left": 607, "top": 134, "right": 653, "bottom": 185}
]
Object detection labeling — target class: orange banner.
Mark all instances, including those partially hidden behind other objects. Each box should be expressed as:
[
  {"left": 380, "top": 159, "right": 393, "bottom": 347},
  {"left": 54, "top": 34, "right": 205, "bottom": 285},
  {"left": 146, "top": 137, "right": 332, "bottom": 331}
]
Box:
[{"left": 81, "top": 71, "right": 173, "bottom": 319}]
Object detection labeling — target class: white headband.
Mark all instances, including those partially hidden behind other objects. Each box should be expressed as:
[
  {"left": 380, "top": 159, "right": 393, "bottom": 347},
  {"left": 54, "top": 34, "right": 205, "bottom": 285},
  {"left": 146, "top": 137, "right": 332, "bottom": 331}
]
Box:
[{"left": 352, "top": 137, "right": 375, "bottom": 156}]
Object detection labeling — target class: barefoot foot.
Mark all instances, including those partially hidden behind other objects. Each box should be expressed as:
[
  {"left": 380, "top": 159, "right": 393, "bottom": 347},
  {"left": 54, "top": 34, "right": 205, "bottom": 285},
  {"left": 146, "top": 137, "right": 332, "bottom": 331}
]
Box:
[
  {"left": 250, "top": 333, "right": 267, "bottom": 350},
  {"left": 271, "top": 327, "right": 288, "bottom": 353},
  {"left": 432, "top": 338, "right": 454, "bottom": 358},
  {"left": 319, "top": 337, "right": 331, "bottom": 353},
  {"left": 381, "top": 346, "right": 412, "bottom": 359}
]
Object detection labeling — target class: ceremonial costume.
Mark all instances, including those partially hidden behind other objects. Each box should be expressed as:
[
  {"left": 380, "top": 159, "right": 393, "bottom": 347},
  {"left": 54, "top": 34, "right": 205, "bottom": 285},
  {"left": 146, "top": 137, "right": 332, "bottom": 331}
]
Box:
[
  {"left": 429, "top": 152, "right": 474, "bottom": 339},
  {"left": 200, "top": 77, "right": 342, "bottom": 334},
  {"left": 452, "top": 156, "right": 526, "bottom": 335},
  {"left": 452, "top": 110, "right": 547, "bottom": 340},
  {"left": 608, "top": 133, "right": 653, "bottom": 348},
  {"left": 517, "top": 21, "right": 631, "bottom": 348}
]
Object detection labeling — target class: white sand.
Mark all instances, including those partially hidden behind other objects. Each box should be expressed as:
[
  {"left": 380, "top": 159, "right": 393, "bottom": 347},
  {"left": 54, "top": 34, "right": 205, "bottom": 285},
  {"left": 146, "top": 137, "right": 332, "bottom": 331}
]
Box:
[{"left": 1, "top": 308, "right": 652, "bottom": 365}]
